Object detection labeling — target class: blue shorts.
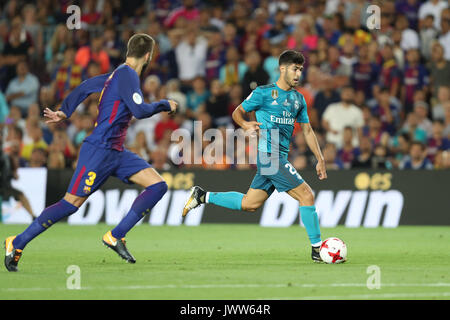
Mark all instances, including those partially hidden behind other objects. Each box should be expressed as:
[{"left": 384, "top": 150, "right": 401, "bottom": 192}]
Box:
[
  {"left": 250, "top": 152, "right": 304, "bottom": 196},
  {"left": 67, "top": 141, "right": 151, "bottom": 197}
]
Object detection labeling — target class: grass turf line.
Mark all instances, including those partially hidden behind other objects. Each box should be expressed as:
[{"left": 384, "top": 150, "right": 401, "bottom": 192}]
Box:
[{"left": 0, "top": 224, "right": 449, "bottom": 300}]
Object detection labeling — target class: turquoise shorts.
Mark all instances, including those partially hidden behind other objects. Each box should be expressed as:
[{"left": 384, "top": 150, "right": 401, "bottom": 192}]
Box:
[{"left": 250, "top": 152, "right": 304, "bottom": 196}]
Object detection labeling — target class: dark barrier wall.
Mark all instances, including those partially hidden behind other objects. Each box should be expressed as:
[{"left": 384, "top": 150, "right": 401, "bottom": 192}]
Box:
[{"left": 46, "top": 169, "right": 450, "bottom": 227}]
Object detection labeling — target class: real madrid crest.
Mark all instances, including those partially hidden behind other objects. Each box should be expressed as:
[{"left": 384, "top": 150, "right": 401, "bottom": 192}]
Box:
[{"left": 271, "top": 89, "right": 278, "bottom": 99}]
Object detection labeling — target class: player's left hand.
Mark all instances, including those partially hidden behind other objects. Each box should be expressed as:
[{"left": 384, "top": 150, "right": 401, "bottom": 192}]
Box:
[
  {"left": 168, "top": 100, "right": 178, "bottom": 114},
  {"left": 316, "top": 160, "right": 327, "bottom": 180},
  {"left": 44, "top": 108, "right": 67, "bottom": 124}
]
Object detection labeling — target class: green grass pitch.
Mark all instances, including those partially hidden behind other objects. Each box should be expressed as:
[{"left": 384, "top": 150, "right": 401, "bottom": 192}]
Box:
[{"left": 0, "top": 224, "right": 449, "bottom": 300}]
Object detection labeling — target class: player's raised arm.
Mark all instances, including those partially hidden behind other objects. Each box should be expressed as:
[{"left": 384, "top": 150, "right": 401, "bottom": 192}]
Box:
[
  {"left": 118, "top": 67, "right": 176, "bottom": 119},
  {"left": 58, "top": 73, "right": 112, "bottom": 119}
]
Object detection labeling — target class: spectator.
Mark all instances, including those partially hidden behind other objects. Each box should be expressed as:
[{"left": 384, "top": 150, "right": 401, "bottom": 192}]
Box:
[
  {"left": 322, "top": 86, "right": 364, "bottom": 149},
  {"left": 439, "top": 8, "right": 450, "bottom": 60},
  {"left": 175, "top": 26, "right": 208, "bottom": 83},
  {"left": 154, "top": 112, "right": 179, "bottom": 144},
  {"left": 219, "top": 46, "right": 247, "bottom": 89},
  {"left": 430, "top": 41, "right": 450, "bottom": 97},
  {"left": 323, "top": 143, "right": 344, "bottom": 170},
  {"left": 313, "top": 75, "right": 340, "bottom": 122},
  {"left": 158, "top": 28, "right": 182, "bottom": 82},
  {"left": 427, "top": 120, "right": 450, "bottom": 162},
  {"left": 396, "top": 14, "right": 420, "bottom": 51},
  {"left": 263, "top": 44, "right": 283, "bottom": 84},
  {"left": 401, "top": 112, "right": 428, "bottom": 143},
  {"left": 337, "top": 126, "right": 361, "bottom": 169},
  {"left": 351, "top": 136, "right": 373, "bottom": 168},
  {"left": 0, "top": 91, "right": 9, "bottom": 124},
  {"left": 45, "top": 24, "right": 73, "bottom": 72},
  {"left": 371, "top": 88, "right": 400, "bottom": 135},
  {"left": 241, "top": 50, "right": 269, "bottom": 99},
  {"left": 400, "top": 141, "right": 434, "bottom": 169},
  {"left": 129, "top": 131, "right": 151, "bottom": 162},
  {"left": 419, "top": 14, "right": 438, "bottom": 60},
  {"left": 444, "top": 101, "right": 450, "bottom": 137},
  {"left": 47, "top": 151, "right": 65, "bottom": 169},
  {"left": 418, "top": 0, "right": 448, "bottom": 31},
  {"left": 414, "top": 101, "right": 433, "bottom": 136},
  {"left": 431, "top": 85, "right": 449, "bottom": 121},
  {"left": 5, "top": 60, "right": 39, "bottom": 117},
  {"left": 264, "top": 10, "right": 292, "bottom": 48},
  {"left": 164, "top": 0, "right": 200, "bottom": 29},
  {"left": 103, "top": 27, "right": 126, "bottom": 69},
  {"left": 1, "top": 16, "right": 32, "bottom": 90},
  {"left": 390, "top": 132, "right": 412, "bottom": 168},
  {"left": 377, "top": 43, "right": 402, "bottom": 99},
  {"left": 186, "top": 77, "right": 209, "bottom": 118},
  {"left": 396, "top": 0, "right": 421, "bottom": 30},
  {"left": 203, "top": 79, "right": 231, "bottom": 128},
  {"left": 204, "top": 27, "right": 226, "bottom": 82},
  {"left": 28, "top": 147, "right": 47, "bottom": 168},
  {"left": 75, "top": 35, "right": 110, "bottom": 74},
  {"left": 351, "top": 43, "right": 380, "bottom": 101},
  {"left": 21, "top": 119, "right": 47, "bottom": 161},
  {"left": 52, "top": 47, "right": 83, "bottom": 101},
  {"left": 402, "top": 48, "right": 429, "bottom": 113}
]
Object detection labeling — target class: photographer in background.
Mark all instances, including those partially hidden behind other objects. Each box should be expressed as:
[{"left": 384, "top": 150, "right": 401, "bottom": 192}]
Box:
[{"left": 0, "top": 135, "right": 36, "bottom": 221}]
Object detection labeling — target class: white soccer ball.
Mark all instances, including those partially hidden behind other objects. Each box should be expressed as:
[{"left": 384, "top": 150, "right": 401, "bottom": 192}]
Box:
[{"left": 319, "top": 237, "right": 347, "bottom": 264}]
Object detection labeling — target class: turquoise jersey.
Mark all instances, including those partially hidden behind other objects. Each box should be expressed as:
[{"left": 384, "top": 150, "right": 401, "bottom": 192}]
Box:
[{"left": 241, "top": 83, "right": 309, "bottom": 158}]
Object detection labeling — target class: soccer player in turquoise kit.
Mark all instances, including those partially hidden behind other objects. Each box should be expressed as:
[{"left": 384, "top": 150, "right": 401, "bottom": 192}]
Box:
[
  {"left": 4, "top": 34, "right": 178, "bottom": 271},
  {"left": 183, "top": 50, "right": 327, "bottom": 262}
]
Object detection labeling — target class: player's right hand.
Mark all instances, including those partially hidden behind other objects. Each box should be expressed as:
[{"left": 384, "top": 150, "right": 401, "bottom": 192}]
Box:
[
  {"left": 242, "top": 121, "right": 262, "bottom": 134},
  {"left": 168, "top": 100, "right": 178, "bottom": 114},
  {"left": 44, "top": 108, "right": 67, "bottom": 124}
]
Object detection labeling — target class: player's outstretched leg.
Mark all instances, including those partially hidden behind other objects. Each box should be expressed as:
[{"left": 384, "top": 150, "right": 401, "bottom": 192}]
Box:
[
  {"left": 103, "top": 180, "right": 168, "bottom": 263},
  {"left": 4, "top": 198, "right": 79, "bottom": 272}
]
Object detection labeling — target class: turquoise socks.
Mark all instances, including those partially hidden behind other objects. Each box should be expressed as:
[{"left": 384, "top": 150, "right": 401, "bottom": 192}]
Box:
[
  {"left": 207, "top": 192, "right": 245, "bottom": 210},
  {"left": 300, "top": 205, "right": 321, "bottom": 246}
]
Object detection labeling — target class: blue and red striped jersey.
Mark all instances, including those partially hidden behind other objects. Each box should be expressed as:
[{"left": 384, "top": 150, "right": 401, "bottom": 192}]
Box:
[{"left": 60, "top": 64, "right": 171, "bottom": 151}]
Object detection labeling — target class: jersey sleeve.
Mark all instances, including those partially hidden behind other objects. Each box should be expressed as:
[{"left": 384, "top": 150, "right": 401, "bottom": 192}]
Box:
[
  {"left": 241, "top": 87, "right": 263, "bottom": 112},
  {"left": 60, "top": 73, "right": 111, "bottom": 118},
  {"left": 296, "top": 94, "right": 309, "bottom": 123},
  {"left": 118, "top": 68, "right": 171, "bottom": 119}
]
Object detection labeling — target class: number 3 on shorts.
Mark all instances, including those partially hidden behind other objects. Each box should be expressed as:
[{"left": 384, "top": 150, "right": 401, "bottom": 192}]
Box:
[
  {"left": 85, "top": 171, "right": 97, "bottom": 186},
  {"left": 285, "top": 163, "right": 302, "bottom": 180}
]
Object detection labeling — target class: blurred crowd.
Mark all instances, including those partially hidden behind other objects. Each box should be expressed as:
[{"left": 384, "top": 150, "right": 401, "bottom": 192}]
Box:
[{"left": 0, "top": 0, "right": 450, "bottom": 172}]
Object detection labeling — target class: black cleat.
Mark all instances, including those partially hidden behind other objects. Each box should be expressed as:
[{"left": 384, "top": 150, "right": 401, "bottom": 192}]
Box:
[
  {"left": 102, "top": 231, "right": 136, "bottom": 263},
  {"left": 4, "top": 236, "right": 22, "bottom": 272},
  {"left": 182, "top": 186, "right": 206, "bottom": 217},
  {"left": 312, "top": 246, "right": 323, "bottom": 263}
]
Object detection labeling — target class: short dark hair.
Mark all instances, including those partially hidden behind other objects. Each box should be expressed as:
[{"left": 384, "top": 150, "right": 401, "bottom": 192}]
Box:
[
  {"left": 278, "top": 50, "right": 305, "bottom": 66},
  {"left": 126, "top": 34, "right": 155, "bottom": 58}
]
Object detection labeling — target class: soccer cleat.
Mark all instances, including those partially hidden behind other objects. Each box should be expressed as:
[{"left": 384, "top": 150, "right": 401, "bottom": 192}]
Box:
[
  {"left": 311, "top": 246, "right": 323, "bottom": 263},
  {"left": 182, "top": 186, "right": 206, "bottom": 217},
  {"left": 102, "top": 231, "right": 136, "bottom": 264},
  {"left": 4, "top": 236, "right": 22, "bottom": 272}
]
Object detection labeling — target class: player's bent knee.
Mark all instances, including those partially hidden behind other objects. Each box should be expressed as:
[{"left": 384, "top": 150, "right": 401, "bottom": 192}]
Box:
[
  {"left": 301, "top": 190, "right": 315, "bottom": 206},
  {"left": 63, "top": 193, "right": 87, "bottom": 208},
  {"left": 241, "top": 200, "right": 263, "bottom": 212}
]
